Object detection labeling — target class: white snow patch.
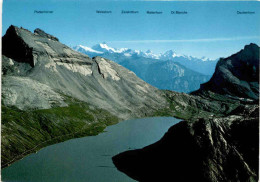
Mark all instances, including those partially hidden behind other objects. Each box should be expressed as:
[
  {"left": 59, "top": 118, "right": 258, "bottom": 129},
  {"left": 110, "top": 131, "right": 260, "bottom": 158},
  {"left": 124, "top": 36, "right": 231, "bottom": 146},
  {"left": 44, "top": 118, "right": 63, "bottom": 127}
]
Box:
[
  {"left": 200, "top": 56, "right": 212, "bottom": 62},
  {"left": 92, "top": 43, "right": 129, "bottom": 54},
  {"left": 76, "top": 45, "right": 103, "bottom": 54},
  {"left": 117, "top": 48, "right": 128, "bottom": 53},
  {"left": 124, "top": 53, "right": 132, "bottom": 57},
  {"left": 99, "top": 43, "right": 117, "bottom": 52}
]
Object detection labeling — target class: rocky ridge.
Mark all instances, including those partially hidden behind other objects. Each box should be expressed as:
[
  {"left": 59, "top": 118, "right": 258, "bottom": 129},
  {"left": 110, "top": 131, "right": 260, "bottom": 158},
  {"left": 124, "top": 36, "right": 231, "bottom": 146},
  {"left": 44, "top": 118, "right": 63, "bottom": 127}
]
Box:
[
  {"left": 194, "top": 43, "right": 259, "bottom": 100},
  {"left": 113, "top": 105, "right": 258, "bottom": 182},
  {"left": 2, "top": 25, "right": 167, "bottom": 119},
  {"left": 113, "top": 43, "right": 259, "bottom": 182}
]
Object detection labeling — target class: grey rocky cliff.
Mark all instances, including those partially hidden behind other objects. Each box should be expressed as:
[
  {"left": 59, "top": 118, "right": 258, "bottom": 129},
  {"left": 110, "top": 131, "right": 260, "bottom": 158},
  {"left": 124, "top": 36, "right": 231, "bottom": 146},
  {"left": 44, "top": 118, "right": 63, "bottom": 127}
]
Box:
[
  {"left": 34, "top": 28, "right": 59, "bottom": 41},
  {"left": 2, "top": 25, "right": 167, "bottom": 120},
  {"left": 194, "top": 43, "right": 259, "bottom": 100}
]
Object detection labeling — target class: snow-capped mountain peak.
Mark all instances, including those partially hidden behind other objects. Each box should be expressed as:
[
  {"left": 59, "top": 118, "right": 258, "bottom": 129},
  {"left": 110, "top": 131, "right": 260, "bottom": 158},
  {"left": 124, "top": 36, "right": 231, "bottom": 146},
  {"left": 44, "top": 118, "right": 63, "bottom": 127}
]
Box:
[
  {"left": 73, "top": 45, "right": 103, "bottom": 54},
  {"left": 92, "top": 43, "right": 128, "bottom": 53},
  {"left": 200, "top": 56, "right": 212, "bottom": 61},
  {"left": 92, "top": 43, "right": 114, "bottom": 53},
  {"left": 73, "top": 43, "right": 215, "bottom": 62},
  {"left": 161, "top": 50, "right": 181, "bottom": 59},
  {"left": 146, "top": 49, "right": 152, "bottom": 54},
  {"left": 141, "top": 49, "right": 161, "bottom": 59}
]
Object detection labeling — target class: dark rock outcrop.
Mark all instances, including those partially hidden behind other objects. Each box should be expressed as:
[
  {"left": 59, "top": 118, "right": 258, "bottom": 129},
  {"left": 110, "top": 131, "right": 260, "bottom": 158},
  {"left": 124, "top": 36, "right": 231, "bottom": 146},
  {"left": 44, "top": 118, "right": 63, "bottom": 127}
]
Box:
[
  {"left": 194, "top": 43, "right": 259, "bottom": 100},
  {"left": 34, "top": 28, "right": 59, "bottom": 41},
  {"left": 113, "top": 105, "right": 259, "bottom": 182},
  {"left": 2, "top": 25, "right": 34, "bottom": 67}
]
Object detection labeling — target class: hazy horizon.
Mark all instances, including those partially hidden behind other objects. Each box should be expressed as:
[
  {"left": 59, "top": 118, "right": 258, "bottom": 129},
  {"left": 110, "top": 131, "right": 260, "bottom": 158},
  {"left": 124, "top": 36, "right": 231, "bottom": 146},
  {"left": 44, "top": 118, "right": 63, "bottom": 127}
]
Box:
[{"left": 3, "top": 0, "right": 260, "bottom": 59}]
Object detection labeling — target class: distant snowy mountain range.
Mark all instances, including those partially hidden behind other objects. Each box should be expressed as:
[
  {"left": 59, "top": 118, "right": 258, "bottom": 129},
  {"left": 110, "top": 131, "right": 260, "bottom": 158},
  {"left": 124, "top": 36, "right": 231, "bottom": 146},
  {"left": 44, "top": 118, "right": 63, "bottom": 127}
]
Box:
[
  {"left": 73, "top": 43, "right": 161, "bottom": 60},
  {"left": 73, "top": 43, "right": 215, "bottom": 62},
  {"left": 73, "top": 43, "right": 218, "bottom": 92}
]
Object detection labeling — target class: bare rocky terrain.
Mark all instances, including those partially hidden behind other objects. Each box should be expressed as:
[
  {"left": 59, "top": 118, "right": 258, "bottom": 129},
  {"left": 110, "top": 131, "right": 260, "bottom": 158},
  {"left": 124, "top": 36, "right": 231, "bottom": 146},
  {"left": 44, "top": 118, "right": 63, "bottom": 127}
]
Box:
[{"left": 2, "top": 25, "right": 167, "bottom": 120}]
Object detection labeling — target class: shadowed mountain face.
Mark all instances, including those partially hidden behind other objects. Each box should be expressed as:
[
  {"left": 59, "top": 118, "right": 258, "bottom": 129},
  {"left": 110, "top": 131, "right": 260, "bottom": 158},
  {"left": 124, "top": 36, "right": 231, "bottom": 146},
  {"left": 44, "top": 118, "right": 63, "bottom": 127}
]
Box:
[
  {"left": 194, "top": 43, "right": 259, "bottom": 100},
  {"left": 113, "top": 107, "right": 259, "bottom": 182},
  {"left": 112, "top": 44, "right": 259, "bottom": 182}
]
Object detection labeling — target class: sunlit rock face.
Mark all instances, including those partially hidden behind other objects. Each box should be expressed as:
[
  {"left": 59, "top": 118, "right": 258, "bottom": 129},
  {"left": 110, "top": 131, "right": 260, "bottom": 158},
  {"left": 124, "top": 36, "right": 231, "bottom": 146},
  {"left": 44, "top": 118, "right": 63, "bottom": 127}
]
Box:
[{"left": 2, "top": 25, "right": 167, "bottom": 120}]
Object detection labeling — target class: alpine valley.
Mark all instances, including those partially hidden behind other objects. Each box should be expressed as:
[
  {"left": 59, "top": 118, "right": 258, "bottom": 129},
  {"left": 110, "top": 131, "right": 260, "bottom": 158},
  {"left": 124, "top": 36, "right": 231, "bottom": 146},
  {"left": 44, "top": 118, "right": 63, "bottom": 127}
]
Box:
[
  {"left": 1, "top": 26, "right": 259, "bottom": 182},
  {"left": 73, "top": 44, "right": 218, "bottom": 93}
]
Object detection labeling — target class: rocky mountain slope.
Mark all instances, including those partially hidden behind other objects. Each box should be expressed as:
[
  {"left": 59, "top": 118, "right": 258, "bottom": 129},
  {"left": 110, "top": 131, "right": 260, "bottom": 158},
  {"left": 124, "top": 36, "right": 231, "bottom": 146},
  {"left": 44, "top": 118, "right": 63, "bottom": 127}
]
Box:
[
  {"left": 73, "top": 43, "right": 214, "bottom": 93},
  {"left": 194, "top": 43, "right": 259, "bottom": 101},
  {"left": 1, "top": 25, "right": 168, "bottom": 168},
  {"left": 113, "top": 44, "right": 259, "bottom": 182},
  {"left": 2, "top": 25, "right": 167, "bottom": 119}
]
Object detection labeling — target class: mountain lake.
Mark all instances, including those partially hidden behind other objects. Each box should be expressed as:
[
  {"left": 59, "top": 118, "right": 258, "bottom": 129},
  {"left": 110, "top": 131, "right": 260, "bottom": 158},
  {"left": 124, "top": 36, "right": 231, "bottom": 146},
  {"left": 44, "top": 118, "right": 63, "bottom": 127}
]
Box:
[{"left": 2, "top": 117, "right": 180, "bottom": 182}]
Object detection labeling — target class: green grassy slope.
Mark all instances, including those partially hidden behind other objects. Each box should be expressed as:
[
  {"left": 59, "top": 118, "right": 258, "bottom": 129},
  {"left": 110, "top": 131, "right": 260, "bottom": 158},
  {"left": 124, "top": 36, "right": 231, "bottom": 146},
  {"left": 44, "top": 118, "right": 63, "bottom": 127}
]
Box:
[{"left": 1, "top": 97, "right": 119, "bottom": 168}]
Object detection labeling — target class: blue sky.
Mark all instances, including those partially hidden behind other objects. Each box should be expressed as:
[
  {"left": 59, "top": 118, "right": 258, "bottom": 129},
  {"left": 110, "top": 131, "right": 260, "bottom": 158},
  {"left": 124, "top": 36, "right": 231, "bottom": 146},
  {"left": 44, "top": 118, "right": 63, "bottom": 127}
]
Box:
[{"left": 3, "top": 0, "right": 260, "bottom": 59}]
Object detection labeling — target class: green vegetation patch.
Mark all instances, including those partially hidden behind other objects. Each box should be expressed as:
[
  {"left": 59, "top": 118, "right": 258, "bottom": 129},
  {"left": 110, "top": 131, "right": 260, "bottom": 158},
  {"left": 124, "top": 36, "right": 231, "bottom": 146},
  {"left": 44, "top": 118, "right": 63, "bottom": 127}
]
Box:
[{"left": 1, "top": 98, "right": 119, "bottom": 168}]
